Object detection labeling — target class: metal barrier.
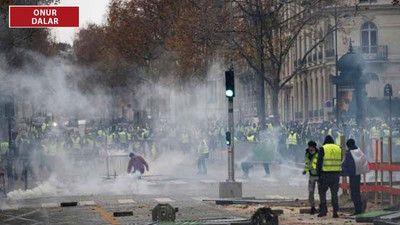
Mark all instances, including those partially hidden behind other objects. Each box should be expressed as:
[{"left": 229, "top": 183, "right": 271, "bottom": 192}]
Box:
[{"left": 104, "top": 154, "right": 130, "bottom": 178}]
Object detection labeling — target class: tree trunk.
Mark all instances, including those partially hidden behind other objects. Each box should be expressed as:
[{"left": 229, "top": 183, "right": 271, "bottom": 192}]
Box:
[
  {"left": 271, "top": 84, "right": 280, "bottom": 126},
  {"left": 258, "top": 73, "right": 266, "bottom": 130}
]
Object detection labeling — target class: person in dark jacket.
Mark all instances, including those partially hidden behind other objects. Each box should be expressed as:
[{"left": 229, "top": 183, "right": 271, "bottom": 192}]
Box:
[
  {"left": 302, "top": 140, "right": 319, "bottom": 214},
  {"left": 127, "top": 152, "right": 149, "bottom": 176},
  {"left": 341, "top": 139, "right": 367, "bottom": 215},
  {"left": 317, "top": 135, "right": 342, "bottom": 218}
]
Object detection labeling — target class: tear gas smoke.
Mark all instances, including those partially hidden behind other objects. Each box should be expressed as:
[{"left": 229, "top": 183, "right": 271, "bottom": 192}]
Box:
[{"left": 1, "top": 51, "right": 306, "bottom": 201}]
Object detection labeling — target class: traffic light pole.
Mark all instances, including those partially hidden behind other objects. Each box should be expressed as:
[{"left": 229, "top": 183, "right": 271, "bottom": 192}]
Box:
[{"left": 227, "top": 98, "right": 234, "bottom": 182}]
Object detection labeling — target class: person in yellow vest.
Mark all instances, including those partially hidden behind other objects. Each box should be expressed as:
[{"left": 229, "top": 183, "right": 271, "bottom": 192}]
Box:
[
  {"left": 286, "top": 130, "right": 298, "bottom": 160},
  {"left": 0, "top": 141, "right": 9, "bottom": 174},
  {"left": 0, "top": 141, "right": 8, "bottom": 158},
  {"left": 197, "top": 139, "right": 209, "bottom": 175},
  {"left": 302, "top": 141, "right": 319, "bottom": 215},
  {"left": 267, "top": 122, "right": 274, "bottom": 131},
  {"left": 118, "top": 128, "right": 129, "bottom": 150},
  {"left": 105, "top": 129, "right": 115, "bottom": 149},
  {"left": 96, "top": 128, "right": 105, "bottom": 149},
  {"left": 247, "top": 127, "right": 256, "bottom": 142},
  {"left": 316, "top": 135, "right": 342, "bottom": 218},
  {"left": 70, "top": 132, "right": 81, "bottom": 153},
  {"left": 370, "top": 125, "right": 380, "bottom": 140},
  {"left": 41, "top": 123, "right": 47, "bottom": 136},
  {"left": 181, "top": 129, "right": 190, "bottom": 154}
]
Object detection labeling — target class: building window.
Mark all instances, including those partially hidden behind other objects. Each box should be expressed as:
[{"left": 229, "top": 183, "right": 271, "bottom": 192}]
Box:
[
  {"left": 327, "top": 24, "right": 334, "bottom": 51},
  {"left": 361, "top": 22, "right": 377, "bottom": 54}
]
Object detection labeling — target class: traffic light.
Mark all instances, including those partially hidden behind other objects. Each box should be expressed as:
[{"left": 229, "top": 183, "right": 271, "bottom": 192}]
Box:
[
  {"left": 225, "top": 70, "right": 235, "bottom": 98},
  {"left": 226, "top": 131, "right": 231, "bottom": 146}
]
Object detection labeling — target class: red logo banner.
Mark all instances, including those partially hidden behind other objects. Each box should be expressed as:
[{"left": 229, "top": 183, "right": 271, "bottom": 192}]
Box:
[{"left": 9, "top": 6, "right": 79, "bottom": 28}]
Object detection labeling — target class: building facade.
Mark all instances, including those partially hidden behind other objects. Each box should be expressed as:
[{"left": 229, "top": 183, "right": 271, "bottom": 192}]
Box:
[{"left": 280, "top": 1, "right": 400, "bottom": 124}]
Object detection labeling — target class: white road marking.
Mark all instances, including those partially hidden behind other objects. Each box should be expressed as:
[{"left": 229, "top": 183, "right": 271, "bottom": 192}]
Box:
[
  {"left": 200, "top": 179, "right": 217, "bottom": 184},
  {"left": 154, "top": 198, "right": 175, "bottom": 203},
  {"left": 235, "top": 179, "right": 247, "bottom": 183},
  {"left": 170, "top": 180, "right": 187, "bottom": 184},
  {"left": 41, "top": 203, "right": 59, "bottom": 208},
  {"left": 79, "top": 201, "right": 97, "bottom": 206},
  {"left": 118, "top": 199, "right": 137, "bottom": 204}
]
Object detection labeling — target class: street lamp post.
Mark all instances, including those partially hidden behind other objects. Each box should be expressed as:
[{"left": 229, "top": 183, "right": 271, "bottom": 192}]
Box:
[
  {"left": 335, "top": 4, "right": 339, "bottom": 127},
  {"left": 384, "top": 84, "right": 393, "bottom": 137}
]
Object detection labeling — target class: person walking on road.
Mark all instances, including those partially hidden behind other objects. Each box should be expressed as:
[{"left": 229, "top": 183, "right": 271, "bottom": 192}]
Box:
[
  {"left": 303, "top": 140, "right": 319, "bottom": 215},
  {"left": 317, "top": 135, "right": 342, "bottom": 218},
  {"left": 341, "top": 139, "right": 370, "bottom": 216},
  {"left": 197, "top": 139, "right": 209, "bottom": 175}
]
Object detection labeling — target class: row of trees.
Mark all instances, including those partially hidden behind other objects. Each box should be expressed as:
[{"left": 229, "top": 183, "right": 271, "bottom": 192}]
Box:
[
  {"left": 0, "top": 0, "right": 61, "bottom": 70},
  {"left": 74, "top": 0, "right": 355, "bottom": 128}
]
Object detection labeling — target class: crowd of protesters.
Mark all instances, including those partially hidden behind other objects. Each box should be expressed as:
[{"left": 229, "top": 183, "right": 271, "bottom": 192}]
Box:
[{"left": 0, "top": 115, "right": 398, "bottom": 192}]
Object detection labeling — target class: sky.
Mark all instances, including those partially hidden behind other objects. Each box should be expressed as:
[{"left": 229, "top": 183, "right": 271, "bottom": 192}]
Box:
[{"left": 52, "top": 0, "right": 111, "bottom": 44}]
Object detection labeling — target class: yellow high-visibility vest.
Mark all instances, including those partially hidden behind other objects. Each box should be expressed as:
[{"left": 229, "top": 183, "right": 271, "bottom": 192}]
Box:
[
  {"left": 370, "top": 127, "right": 380, "bottom": 139},
  {"left": 182, "top": 132, "right": 189, "bottom": 144},
  {"left": 395, "top": 137, "right": 400, "bottom": 146},
  {"left": 0, "top": 142, "right": 8, "bottom": 156},
  {"left": 383, "top": 130, "right": 390, "bottom": 144},
  {"left": 247, "top": 135, "right": 255, "bottom": 141},
  {"left": 304, "top": 152, "right": 319, "bottom": 176},
  {"left": 322, "top": 143, "right": 342, "bottom": 172},
  {"left": 199, "top": 140, "right": 209, "bottom": 154},
  {"left": 119, "top": 132, "right": 127, "bottom": 143},
  {"left": 106, "top": 134, "right": 114, "bottom": 146},
  {"left": 72, "top": 137, "right": 80, "bottom": 149},
  {"left": 287, "top": 133, "right": 297, "bottom": 145}
]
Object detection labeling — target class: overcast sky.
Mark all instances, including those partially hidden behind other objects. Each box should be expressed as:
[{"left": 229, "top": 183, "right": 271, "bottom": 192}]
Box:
[{"left": 52, "top": 0, "right": 111, "bottom": 44}]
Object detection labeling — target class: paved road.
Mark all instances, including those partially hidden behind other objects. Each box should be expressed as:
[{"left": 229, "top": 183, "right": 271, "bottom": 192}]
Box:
[
  {"left": 1, "top": 193, "right": 246, "bottom": 225},
  {"left": 0, "top": 159, "right": 311, "bottom": 224}
]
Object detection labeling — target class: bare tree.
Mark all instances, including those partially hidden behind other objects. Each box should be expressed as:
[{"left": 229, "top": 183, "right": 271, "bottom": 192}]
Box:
[{"left": 231, "top": 0, "right": 350, "bottom": 127}]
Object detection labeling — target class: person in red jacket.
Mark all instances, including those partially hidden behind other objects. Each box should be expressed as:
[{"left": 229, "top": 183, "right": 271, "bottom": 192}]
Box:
[{"left": 127, "top": 152, "right": 149, "bottom": 175}]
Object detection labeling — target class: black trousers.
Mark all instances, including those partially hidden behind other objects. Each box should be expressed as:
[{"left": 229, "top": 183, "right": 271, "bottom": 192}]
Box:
[
  {"left": 318, "top": 173, "right": 340, "bottom": 213},
  {"left": 350, "top": 175, "right": 362, "bottom": 213}
]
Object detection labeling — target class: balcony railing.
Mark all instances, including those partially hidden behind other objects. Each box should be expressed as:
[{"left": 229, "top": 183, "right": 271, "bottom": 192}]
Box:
[{"left": 352, "top": 45, "right": 388, "bottom": 61}]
